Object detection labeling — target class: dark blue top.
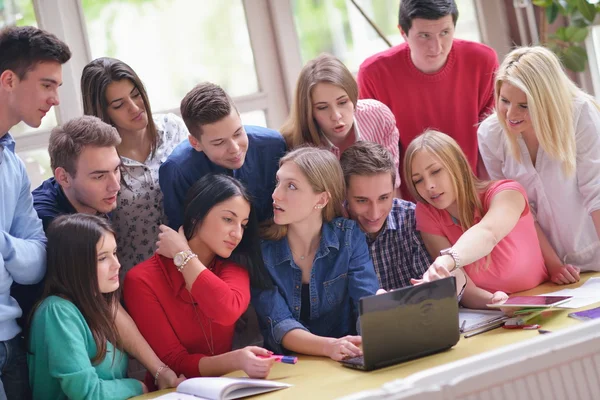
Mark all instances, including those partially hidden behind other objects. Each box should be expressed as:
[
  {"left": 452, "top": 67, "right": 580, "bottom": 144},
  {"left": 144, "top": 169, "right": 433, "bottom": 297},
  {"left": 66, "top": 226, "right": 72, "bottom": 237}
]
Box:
[
  {"left": 31, "top": 177, "right": 77, "bottom": 231},
  {"left": 158, "top": 125, "right": 286, "bottom": 229},
  {"left": 252, "top": 217, "right": 380, "bottom": 354}
]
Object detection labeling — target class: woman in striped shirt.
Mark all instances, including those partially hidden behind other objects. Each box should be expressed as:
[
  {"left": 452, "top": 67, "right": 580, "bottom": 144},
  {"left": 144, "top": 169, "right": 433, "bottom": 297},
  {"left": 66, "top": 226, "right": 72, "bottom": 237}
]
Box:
[{"left": 281, "top": 53, "right": 400, "bottom": 188}]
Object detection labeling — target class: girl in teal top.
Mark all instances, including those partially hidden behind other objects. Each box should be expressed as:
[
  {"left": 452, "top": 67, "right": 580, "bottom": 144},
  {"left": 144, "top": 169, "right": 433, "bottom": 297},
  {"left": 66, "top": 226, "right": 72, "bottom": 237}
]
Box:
[{"left": 28, "top": 214, "right": 145, "bottom": 400}]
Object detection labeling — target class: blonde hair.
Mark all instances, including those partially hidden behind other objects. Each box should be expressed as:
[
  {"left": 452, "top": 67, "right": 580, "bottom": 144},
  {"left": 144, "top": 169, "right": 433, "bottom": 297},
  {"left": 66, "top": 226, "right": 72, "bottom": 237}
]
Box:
[
  {"left": 403, "top": 130, "right": 490, "bottom": 233},
  {"left": 495, "top": 46, "right": 599, "bottom": 176},
  {"left": 280, "top": 53, "right": 358, "bottom": 149},
  {"left": 261, "top": 147, "right": 345, "bottom": 241}
]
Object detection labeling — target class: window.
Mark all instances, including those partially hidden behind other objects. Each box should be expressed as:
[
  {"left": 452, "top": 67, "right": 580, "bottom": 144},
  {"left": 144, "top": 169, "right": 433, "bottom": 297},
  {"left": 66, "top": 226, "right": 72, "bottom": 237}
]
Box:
[
  {"left": 2, "top": 0, "right": 59, "bottom": 137},
  {"left": 292, "top": 0, "right": 482, "bottom": 72},
  {"left": 83, "top": 0, "right": 260, "bottom": 113}
]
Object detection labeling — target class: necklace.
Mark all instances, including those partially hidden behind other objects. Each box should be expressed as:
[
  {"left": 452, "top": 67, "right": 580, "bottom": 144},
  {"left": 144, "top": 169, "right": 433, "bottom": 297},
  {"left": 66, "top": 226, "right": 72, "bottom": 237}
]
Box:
[
  {"left": 188, "top": 291, "right": 215, "bottom": 356},
  {"left": 290, "top": 249, "right": 307, "bottom": 260},
  {"left": 289, "top": 240, "right": 319, "bottom": 262}
]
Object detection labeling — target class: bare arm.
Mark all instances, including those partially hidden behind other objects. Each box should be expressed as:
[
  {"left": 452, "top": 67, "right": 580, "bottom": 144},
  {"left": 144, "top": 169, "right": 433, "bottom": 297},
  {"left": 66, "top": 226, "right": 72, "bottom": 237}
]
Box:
[
  {"left": 451, "top": 190, "right": 525, "bottom": 266},
  {"left": 116, "top": 304, "right": 164, "bottom": 375},
  {"left": 534, "top": 221, "right": 579, "bottom": 284},
  {"left": 592, "top": 210, "right": 600, "bottom": 242},
  {"left": 417, "top": 232, "right": 468, "bottom": 298}
]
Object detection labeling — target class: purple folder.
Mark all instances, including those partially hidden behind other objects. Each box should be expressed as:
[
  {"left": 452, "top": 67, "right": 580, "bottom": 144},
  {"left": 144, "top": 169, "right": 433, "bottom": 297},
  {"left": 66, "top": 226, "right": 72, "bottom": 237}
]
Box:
[{"left": 568, "top": 306, "right": 600, "bottom": 321}]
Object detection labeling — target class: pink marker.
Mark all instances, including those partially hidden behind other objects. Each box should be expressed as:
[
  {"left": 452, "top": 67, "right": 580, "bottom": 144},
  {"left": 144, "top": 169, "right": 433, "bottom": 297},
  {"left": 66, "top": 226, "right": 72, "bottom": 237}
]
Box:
[{"left": 258, "top": 355, "right": 298, "bottom": 364}]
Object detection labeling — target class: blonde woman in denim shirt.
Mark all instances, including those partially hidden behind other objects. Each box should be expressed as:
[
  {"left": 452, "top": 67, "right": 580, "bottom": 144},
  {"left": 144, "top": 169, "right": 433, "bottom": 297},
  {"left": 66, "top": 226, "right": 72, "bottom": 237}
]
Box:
[{"left": 253, "top": 147, "right": 379, "bottom": 361}]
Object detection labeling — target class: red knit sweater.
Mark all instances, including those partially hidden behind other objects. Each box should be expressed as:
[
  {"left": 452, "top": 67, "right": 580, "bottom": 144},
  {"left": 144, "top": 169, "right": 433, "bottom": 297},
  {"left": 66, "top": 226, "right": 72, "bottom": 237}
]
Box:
[
  {"left": 123, "top": 254, "right": 250, "bottom": 386},
  {"left": 357, "top": 39, "right": 498, "bottom": 199}
]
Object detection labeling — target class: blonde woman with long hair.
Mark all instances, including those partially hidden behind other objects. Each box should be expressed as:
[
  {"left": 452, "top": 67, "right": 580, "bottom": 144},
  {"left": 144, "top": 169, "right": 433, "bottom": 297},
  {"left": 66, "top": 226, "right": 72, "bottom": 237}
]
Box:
[
  {"left": 478, "top": 46, "right": 600, "bottom": 283},
  {"left": 405, "top": 130, "right": 548, "bottom": 309},
  {"left": 252, "top": 147, "right": 379, "bottom": 360},
  {"left": 281, "top": 53, "right": 400, "bottom": 188}
]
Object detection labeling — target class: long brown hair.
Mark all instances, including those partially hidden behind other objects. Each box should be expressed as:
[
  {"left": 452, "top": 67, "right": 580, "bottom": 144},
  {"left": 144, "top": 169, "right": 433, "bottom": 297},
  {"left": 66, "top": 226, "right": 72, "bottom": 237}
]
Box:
[
  {"left": 81, "top": 57, "right": 158, "bottom": 158},
  {"left": 31, "top": 214, "right": 122, "bottom": 364},
  {"left": 281, "top": 53, "right": 358, "bottom": 149},
  {"left": 261, "top": 147, "right": 345, "bottom": 241},
  {"left": 403, "top": 130, "right": 490, "bottom": 232}
]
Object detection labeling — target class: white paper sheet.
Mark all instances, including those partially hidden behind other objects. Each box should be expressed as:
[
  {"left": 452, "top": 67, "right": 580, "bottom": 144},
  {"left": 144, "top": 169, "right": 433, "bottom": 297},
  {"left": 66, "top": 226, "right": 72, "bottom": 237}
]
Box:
[{"left": 537, "top": 277, "right": 600, "bottom": 309}]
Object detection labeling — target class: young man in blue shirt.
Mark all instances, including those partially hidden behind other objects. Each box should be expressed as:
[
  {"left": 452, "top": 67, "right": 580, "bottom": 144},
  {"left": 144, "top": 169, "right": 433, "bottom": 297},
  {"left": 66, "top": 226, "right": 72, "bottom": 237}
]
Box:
[
  {"left": 160, "top": 82, "right": 286, "bottom": 230},
  {"left": 340, "top": 142, "right": 431, "bottom": 291},
  {"left": 0, "top": 25, "right": 71, "bottom": 399}
]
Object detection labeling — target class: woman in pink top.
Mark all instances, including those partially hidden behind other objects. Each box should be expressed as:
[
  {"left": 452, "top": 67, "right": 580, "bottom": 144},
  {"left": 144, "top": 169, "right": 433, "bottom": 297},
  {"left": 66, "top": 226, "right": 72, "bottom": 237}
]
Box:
[
  {"left": 404, "top": 130, "right": 548, "bottom": 309},
  {"left": 281, "top": 53, "right": 400, "bottom": 189}
]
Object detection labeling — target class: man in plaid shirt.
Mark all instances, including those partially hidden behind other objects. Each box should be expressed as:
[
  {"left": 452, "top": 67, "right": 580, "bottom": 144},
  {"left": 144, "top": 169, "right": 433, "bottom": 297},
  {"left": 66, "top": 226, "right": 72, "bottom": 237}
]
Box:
[{"left": 341, "top": 142, "right": 431, "bottom": 290}]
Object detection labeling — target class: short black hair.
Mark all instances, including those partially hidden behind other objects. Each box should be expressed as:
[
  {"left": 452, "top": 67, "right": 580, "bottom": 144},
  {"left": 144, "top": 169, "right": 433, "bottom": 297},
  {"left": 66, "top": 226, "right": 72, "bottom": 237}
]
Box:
[
  {"left": 399, "top": 0, "right": 459, "bottom": 35},
  {"left": 0, "top": 26, "right": 71, "bottom": 79}
]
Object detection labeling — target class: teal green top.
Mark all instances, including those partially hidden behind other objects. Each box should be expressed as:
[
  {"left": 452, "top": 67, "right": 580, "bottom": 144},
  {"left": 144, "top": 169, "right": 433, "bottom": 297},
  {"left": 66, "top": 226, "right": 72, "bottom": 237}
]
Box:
[{"left": 28, "top": 296, "right": 143, "bottom": 400}]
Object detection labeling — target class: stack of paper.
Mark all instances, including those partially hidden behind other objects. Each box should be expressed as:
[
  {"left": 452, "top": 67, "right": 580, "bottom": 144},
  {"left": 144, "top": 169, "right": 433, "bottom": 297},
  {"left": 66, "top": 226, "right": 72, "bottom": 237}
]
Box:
[
  {"left": 537, "top": 277, "right": 600, "bottom": 309},
  {"left": 458, "top": 309, "right": 506, "bottom": 333}
]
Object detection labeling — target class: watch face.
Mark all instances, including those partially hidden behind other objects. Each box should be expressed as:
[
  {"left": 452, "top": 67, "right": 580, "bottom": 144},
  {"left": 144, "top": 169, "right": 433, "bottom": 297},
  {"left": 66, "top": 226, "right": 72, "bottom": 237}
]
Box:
[{"left": 174, "top": 253, "right": 185, "bottom": 266}]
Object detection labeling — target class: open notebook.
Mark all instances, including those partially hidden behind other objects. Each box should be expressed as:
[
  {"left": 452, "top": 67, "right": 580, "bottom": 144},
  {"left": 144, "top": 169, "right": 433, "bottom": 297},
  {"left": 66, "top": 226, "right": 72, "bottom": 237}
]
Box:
[{"left": 154, "top": 378, "right": 291, "bottom": 400}]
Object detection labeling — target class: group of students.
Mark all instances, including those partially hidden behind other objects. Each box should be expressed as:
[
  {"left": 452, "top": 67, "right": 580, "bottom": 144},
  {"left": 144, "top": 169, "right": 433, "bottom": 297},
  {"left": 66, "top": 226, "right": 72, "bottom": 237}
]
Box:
[{"left": 1, "top": 0, "right": 600, "bottom": 399}]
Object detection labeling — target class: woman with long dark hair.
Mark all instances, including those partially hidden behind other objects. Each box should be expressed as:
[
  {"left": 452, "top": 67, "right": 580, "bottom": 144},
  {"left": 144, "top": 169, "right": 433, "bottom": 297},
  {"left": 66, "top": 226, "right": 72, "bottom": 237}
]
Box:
[
  {"left": 81, "top": 57, "right": 188, "bottom": 274},
  {"left": 124, "top": 174, "right": 275, "bottom": 389},
  {"left": 28, "top": 214, "right": 146, "bottom": 399}
]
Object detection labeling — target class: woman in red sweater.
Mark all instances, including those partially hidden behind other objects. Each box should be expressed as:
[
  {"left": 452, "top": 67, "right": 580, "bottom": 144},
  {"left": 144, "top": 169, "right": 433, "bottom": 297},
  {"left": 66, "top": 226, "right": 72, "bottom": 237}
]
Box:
[{"left": 123, "top": 173, "right": 275, "bottom": 389}]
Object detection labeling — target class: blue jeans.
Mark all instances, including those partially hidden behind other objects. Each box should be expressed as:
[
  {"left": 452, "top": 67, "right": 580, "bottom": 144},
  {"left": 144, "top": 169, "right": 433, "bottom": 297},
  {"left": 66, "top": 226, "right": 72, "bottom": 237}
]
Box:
[{"left": 0, "top": 335, "right": 30, "bottom": 400}]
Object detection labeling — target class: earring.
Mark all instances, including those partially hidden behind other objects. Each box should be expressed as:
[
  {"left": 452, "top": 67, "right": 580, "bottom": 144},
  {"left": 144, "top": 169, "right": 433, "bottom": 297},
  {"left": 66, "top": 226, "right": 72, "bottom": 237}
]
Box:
[{"left": 314, "top": 204, "right": 324, "bottom": 210}]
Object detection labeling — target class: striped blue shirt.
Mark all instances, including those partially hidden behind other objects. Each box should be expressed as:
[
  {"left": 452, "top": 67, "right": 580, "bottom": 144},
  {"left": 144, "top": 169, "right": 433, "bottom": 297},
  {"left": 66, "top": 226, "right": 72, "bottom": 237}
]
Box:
[{"left": 367, "top": 199, "right": 431, "bottom": 290}]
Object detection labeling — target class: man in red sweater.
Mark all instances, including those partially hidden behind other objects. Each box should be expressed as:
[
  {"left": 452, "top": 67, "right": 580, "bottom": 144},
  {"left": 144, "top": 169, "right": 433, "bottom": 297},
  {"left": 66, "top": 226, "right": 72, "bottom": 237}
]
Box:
[{"left": 357, "top": 0, "right": 498, "bottom": 199}]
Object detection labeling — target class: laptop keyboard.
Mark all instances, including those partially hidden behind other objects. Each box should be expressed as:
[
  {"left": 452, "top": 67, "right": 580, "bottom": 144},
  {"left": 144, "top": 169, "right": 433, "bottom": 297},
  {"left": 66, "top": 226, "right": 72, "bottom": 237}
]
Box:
[{"left": 343, "top": 355, "right": 365, "bottom": 366}]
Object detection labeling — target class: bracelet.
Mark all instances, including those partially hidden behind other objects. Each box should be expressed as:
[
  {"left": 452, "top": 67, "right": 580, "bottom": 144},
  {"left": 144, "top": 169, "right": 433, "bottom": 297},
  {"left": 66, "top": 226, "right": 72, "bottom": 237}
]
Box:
[
  {"left": 456, "top": 268, "right": 468, "bottom": 303},
  {"left": 177, "top": 253, "right": 198, "bottom": 272},
  {"left": 154, "top": 364, "right": 170, "bottom": 386}
]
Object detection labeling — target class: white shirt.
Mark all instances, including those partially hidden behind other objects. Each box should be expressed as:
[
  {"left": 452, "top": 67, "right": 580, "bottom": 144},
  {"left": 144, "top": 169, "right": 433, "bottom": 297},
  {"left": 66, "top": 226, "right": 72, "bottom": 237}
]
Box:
[
  {"left": 478, "top": 94, "right": 600, "bottom": 271},
  {"left": 112, "top": 113, "right": 188, "bottom": 274}
]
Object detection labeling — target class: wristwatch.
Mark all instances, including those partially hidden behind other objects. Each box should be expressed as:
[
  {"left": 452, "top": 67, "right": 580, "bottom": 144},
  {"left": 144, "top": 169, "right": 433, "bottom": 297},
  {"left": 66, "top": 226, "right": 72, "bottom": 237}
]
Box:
[
  {"left": 174, "top": 249, "right": 193, "bottom": 267},
  {"left": 439, "top": 247, "right": 460, "bottom": 271}
]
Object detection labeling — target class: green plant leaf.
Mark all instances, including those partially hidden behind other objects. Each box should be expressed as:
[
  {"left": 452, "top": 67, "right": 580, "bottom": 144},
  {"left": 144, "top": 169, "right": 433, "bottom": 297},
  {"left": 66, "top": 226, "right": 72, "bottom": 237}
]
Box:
[
  {"left": 576, "top": 0, "right": 596, "bottom": 22},
  {"left": 565, "top": 25, "right": 589, "bottom": 41},
  {"left": 533, "top": 0, "right": 553, "bottom": 6},
  {"left": 562, "top": 45, "right": 588, "bottom": 72},
  {"left": 547, "top": 2, "right": 561, "bottom": 22},
  {"left": 554, "top": 26, "right": 570, "bottom": 41}
]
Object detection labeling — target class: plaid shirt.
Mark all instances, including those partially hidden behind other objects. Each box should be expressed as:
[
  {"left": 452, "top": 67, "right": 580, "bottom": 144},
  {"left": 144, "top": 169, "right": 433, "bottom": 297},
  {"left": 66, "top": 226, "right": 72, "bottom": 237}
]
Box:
[{"left": 367, "top": 199, "right": 431, "bottom": 290}]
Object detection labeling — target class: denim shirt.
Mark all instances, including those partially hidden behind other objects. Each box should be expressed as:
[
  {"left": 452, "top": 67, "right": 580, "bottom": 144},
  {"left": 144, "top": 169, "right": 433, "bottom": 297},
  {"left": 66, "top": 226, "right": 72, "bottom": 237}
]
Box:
[{"left": 252, "top": 217, "right": 379, "bottom": 353}]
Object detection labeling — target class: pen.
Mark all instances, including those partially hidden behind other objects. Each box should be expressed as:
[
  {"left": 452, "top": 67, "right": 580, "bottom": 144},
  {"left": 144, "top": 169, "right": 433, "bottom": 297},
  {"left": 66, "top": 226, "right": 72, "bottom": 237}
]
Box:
[
  {"left": 258, "top": 355, "right": 298, "bottom": 364},
  {"left": 464, "top": 320, "right": 505, "bottom": 339},
  {"left": 460, "top": 320, "right": 466, "bottom": 333}
]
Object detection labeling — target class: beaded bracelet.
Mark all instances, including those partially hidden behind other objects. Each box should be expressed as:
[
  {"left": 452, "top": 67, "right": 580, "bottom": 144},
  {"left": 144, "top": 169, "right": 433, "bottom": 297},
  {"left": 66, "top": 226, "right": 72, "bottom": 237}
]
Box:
[{"left": 154, "top": 364, "right": 170, "bottom": 386}]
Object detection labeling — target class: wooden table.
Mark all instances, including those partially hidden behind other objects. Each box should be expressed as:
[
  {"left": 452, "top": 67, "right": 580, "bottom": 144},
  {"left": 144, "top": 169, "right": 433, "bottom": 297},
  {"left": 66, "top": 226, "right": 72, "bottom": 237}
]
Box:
[{"left": 132, "top": 272, "right": 599, "bottom": 399}]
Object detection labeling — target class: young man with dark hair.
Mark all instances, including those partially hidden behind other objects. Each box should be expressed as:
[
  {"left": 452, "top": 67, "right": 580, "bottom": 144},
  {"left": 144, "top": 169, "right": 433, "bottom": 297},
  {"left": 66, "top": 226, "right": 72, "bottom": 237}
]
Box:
[
  {"left": 357, "top": 0, "right": 498, "bottom": 199},
  {"left": 32, "top": 115, "right": 122, "bottom": 229},
  {"left": 160, "top": 82, "right": 286, "bottom": 230},
  {"left": 0, "top": 25, "right": 71, "bottom": 400},
  {"left": 340, "top": 141, "right": 430, "bottom": 291}
]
